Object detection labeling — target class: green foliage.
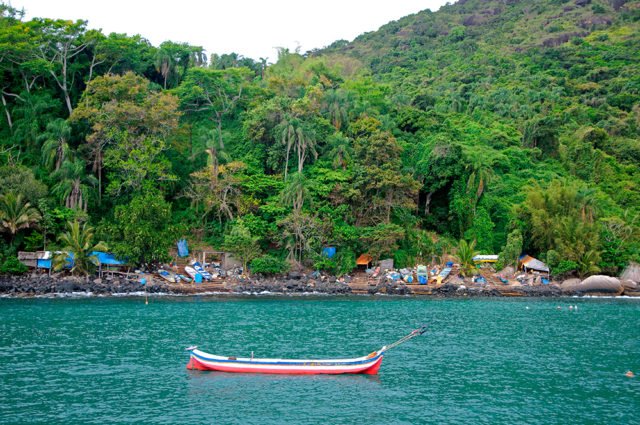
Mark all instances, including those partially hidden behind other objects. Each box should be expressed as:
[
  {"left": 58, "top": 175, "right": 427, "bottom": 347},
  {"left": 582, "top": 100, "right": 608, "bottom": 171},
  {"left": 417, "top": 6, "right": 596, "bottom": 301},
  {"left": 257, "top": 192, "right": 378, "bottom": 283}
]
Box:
[
  {"left": 496, "top": 229, "right": 523, "bottom": 271},
  {"left": 0, "top": 166, "right": 47, "bottom": 204},
  {"left": 360, "top": 223, "right": 405, "bottom": 261},
  {"left": 0, "top": 192, "right": 42, "bottom": 245},
  {"left": 250, "top": 254, "right": 290, "bottom": 275},
  {"left": 54, "top": 220, "right": 108, "bottom": 276},
  {"left": 456, "top": 239, "right": 479, "bottom": 277},
  {"left": 334, "top": 248, "right": 356, "bottom": 276},
  {"left": 464, "top": 207, "right": 495, "bottom": 253},
  {"left": 0, "top": 256, "right": 28, "bottom": 275},
  {"left": 110, "top": 191, "right": 173, "bottom": 266},
  {"left": 0, "top": 0, "right": 638, "bottom": 275},
  {"left": 553, "top": 260, "right": 579, "bottom": 278},
  {"left": 223, "top": 221, "right": 261, "bottom": 272},
  {"left": 313, "top": 257, "right": 337, "bottom": 274},
  {"left": 517, "top": 179, "right": 602, "bottom": 265}
]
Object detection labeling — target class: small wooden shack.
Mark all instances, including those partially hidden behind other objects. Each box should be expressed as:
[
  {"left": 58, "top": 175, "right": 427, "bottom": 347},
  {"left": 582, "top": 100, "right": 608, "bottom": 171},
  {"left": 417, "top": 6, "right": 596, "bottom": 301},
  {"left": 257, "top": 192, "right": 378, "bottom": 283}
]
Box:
[{"left": 356, "top": 253, "right": 373, "bottom": 269}]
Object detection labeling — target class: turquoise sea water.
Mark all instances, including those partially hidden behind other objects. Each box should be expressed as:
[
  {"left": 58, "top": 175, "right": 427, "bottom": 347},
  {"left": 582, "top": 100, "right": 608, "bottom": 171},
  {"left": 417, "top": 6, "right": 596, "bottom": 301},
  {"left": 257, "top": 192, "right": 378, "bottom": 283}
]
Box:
[{"left": 1, "top": 296, "right": 639, "bottom": 424}]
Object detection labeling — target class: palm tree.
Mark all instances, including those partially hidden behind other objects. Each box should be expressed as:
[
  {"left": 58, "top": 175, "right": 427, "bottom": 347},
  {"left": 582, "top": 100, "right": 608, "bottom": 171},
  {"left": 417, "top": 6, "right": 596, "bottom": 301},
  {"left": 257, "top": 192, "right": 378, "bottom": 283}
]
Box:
[
  {"left": 199, "top": 128, "right": 230, "bottom": 186},
  {"left": 466, "top": 158, "right": 495, "bottom": 211},
  {"left": 155, "top": 48, "right": 174, "bottom": 90},
  {"left": 54, "top": 220, "right": 108, "bottom": 276},
  {"left": 455, "top": 239, "right": 478, "bottom": 277},
  {"left": 323, "top": 89, "right": 350, "bottom": 130},
  {"left": 326, "top": 133, "right": 352, "bottom": 170},
  {"left": 577, "top": 249, "right": 601, "bottom": 278},
  {"left": 40, "top": 119, "right": 71, "bottom": 171},
  {"left": 279, "top": 116, "right": 317, "bottom": 178},
  {"left": 281, "top": 172, "right": 309, "bottom": 214},
  {"left": 0, "top": 192, "right": 42, "bottom": 244},
  {"left": 51, "top": 159, "right": 97, "bottom": 211}
]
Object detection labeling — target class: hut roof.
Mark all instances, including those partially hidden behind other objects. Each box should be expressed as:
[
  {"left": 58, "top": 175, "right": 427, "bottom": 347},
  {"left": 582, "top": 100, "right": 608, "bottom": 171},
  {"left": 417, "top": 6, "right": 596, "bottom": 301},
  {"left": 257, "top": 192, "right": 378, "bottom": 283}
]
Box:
[
  {"left": 473, "top": 255, "right": 499, "bottom": 263},
  {"left": 356, "top": 254, "right": 373, "bottom": 266},
  {"left": 519, "top": 255, "right": 549, "bottom": 273},
  {"left": 18, "top": 251, "right": 51, "bottom": 260}
]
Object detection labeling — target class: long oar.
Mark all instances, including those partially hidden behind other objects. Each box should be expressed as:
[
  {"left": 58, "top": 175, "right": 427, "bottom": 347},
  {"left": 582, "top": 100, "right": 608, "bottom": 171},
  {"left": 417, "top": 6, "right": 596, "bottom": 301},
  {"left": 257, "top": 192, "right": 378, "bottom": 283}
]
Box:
[{"left": 379, "top": 326, "right": 427, "bottom": 353}]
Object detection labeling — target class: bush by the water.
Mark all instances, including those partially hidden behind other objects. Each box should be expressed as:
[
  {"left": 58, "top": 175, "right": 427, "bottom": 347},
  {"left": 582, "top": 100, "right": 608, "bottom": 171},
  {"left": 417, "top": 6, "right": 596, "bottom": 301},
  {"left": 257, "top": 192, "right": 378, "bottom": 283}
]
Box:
[
  {"left": 0, "top": 256, "right": 28, "bottom": 275},
  {"left": 250, "top": 255, "right": 290, "bottom": 275}
]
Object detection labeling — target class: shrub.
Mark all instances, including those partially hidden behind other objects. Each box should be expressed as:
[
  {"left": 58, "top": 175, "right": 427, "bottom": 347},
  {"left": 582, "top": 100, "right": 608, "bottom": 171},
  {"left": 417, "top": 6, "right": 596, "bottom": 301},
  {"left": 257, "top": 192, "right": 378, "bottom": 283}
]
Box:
[
  {"left": 313, "top": 257, "right": 337, "bottom": 274},
  {"left": 250, "top": 255, "right": 290, "bottom": 275},
  {"left": 334, "top": 249, "right": 356, "bottom": 276},
  {"left": 0, "top": 256, "right": 28, "bottom": 275},
  {"left": 553, "top": 260, "right": 579, "bottom": 278}
]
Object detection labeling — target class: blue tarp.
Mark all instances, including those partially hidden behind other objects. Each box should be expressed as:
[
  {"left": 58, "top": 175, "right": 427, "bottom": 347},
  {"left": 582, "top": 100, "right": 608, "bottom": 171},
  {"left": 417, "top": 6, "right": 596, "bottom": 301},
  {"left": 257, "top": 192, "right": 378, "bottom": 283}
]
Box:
[
  {"left": 39, "top": 254, "right": 73, "bottom": 269},
  {"left": 91, "top": 251, "right": 127, "bottom": 266},
  {"left": 37, "top": 259, "right": 52, "bottom": 269},
  {"left": 177, "top": 239, "right": 189, "bottom": 257},
  {"left": 322, "top": 247, "right": 336, "bottom": 258},
  {"left": 33, "top": 251, "right": 124, "bottom": 269}
]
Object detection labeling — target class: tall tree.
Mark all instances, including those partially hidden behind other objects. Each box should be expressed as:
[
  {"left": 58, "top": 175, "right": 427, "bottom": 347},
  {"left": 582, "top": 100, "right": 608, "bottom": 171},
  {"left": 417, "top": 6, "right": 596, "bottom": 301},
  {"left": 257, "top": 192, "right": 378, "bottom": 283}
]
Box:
[
  {"left": 71, "top": 72, "right": 180, "bottom": 199},
  {"left": 32, "top": 18, "right": 89, "bottom": 116},
  {"left": 177, "top": 67, "right": 252, "bottom": 155},
  {"left": 51, "top": 159, "right": 97, "bottom": 211},
  {"left": 277, "top": 115, "right": 317, "bottom": 178},
  {"left": 155, "top": 41, "right": 205, "bottom": 89},
  {"left": 350, "top": 117, "right": 419, "bottom": 224},
  {"left": 40, "top": 118, "right": 71, "bottom": 171}
]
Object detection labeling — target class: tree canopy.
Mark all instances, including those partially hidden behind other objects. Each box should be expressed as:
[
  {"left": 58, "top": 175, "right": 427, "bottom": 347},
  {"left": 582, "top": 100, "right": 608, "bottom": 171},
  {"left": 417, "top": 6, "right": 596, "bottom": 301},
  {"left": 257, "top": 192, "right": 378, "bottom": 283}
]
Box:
[{"left": 0, "top": 0, "right": 638, "bottom": 277}]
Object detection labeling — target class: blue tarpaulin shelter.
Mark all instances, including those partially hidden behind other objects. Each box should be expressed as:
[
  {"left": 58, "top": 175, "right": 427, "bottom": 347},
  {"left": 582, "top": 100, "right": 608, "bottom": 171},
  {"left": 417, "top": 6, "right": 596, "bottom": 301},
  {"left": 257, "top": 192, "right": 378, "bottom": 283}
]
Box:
[
  {"left": 177, "top": 239, "right": 189, "bottom": 257},
  {"left": 91, "top": 251, "right": 127, "bottom": 266}
]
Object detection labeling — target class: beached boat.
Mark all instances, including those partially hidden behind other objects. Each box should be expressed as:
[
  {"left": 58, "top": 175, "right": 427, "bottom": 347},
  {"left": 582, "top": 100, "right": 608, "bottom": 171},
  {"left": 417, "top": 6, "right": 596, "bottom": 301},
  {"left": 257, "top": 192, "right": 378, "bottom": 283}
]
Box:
[
  {"left": 157, "top": 269, "right": 176, "bottom": 283},
  {"left": 186, "top": 326, "right": 426, "bottom": 375},
  {"left": 191, "top": 261, "right": 212, "bottom": 281},
  {"left": 176, "top": 274, "right": 192, "bottom": 283},
  {"left": 184, "top": 266, "right": 200, "bottom": 280}
]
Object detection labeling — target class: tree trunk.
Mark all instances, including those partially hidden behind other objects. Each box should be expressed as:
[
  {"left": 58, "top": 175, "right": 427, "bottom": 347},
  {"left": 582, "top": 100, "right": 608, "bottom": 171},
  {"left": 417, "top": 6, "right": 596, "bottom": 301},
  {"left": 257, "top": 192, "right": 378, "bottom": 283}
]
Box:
[
  {"left": 216, "top": 115, "right": 224, "bottom": 150},
  {"left": 1, "top": 93, "right": 12, "bottom": 132},
  {"left": 425, "top": 191, "right": 433, "bottom": 215}
]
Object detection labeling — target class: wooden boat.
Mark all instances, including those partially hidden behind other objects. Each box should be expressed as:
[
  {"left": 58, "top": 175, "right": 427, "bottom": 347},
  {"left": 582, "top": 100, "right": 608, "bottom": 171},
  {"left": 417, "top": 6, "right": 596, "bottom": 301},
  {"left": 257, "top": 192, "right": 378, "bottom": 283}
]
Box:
[
  {"left": 184, "top": 266, "right": 200, "bottom": 280},
  {"left": 191, "top": 261, "right": 213, "bottom": 281},
  {"left": 186, "top": 326, "right": 426, "bottom": 375},
  {"left": 157, "top": 269, "right": 176, "bottom": 283},
  {"left": 176, "top": 274, "right": 192, "bottom": 283}
]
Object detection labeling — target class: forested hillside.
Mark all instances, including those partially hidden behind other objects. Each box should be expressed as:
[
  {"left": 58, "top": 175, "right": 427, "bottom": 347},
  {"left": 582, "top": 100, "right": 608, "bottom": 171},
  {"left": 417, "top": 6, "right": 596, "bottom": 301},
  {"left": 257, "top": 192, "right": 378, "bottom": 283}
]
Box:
[{"left": 0, "top": 0, "right": 638, "bottom": 277}]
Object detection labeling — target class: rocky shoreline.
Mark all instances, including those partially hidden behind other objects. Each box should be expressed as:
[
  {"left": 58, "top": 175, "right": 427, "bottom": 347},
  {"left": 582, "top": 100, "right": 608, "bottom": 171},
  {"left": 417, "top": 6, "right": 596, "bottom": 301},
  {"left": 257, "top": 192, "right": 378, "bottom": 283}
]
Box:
[{"left": 1, "top": 273, "right": 637, "bottom": 298}]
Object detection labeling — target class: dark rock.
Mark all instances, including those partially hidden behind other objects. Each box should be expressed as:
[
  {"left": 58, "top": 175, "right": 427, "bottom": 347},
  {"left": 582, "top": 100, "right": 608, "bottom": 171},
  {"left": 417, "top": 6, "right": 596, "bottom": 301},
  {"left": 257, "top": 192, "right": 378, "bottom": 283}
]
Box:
[{"left": 287, "top": 271, "right": 303, "bottom": 280}]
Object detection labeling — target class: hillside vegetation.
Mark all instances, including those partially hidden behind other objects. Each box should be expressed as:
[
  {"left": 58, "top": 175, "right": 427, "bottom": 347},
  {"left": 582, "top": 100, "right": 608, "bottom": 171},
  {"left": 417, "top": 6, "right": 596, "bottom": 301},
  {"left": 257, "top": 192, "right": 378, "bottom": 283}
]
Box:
[{"left": 0, "top": 0, "right": 638, "bottom": 277}]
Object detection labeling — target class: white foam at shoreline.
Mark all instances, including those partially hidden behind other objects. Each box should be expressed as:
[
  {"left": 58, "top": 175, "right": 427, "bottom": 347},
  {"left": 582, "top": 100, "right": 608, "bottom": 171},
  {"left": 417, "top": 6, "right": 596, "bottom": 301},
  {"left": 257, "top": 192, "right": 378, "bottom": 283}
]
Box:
[{"left": 2, "top": 291, "right": 639, "bottom": 300}]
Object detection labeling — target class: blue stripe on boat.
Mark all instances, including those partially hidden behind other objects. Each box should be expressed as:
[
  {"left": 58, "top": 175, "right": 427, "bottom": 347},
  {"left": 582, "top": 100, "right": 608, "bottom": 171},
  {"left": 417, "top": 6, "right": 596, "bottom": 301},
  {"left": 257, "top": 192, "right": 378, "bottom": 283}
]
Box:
[{"left": 192, "top": 351, "right": 381, "bottom": 366}]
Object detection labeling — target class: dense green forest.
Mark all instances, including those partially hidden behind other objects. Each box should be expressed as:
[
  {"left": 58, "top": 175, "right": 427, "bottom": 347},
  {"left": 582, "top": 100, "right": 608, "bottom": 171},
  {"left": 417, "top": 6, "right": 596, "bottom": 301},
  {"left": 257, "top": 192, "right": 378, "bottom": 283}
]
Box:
[{"left": 0, "top": 0, "right": 638, "bottom": 277}]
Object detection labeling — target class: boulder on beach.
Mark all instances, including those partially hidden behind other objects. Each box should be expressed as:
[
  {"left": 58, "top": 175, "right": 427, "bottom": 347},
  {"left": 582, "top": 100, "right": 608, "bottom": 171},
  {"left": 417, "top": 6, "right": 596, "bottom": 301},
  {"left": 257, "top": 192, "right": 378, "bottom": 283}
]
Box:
[
  {"left": 561, "top": 278, "right": 581, "bottom": 287},
  {"left": 621, "top": 280, "right": 637, "bottom": 291},
  {"left": 620, "top": 262, "right": 640, "bottom": 283},
  {"left": 562, "top": 275, "right": 623, "bottom": 295},
  {"left": 498, "top": 266, "right": 515, "bottom": 278}
]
